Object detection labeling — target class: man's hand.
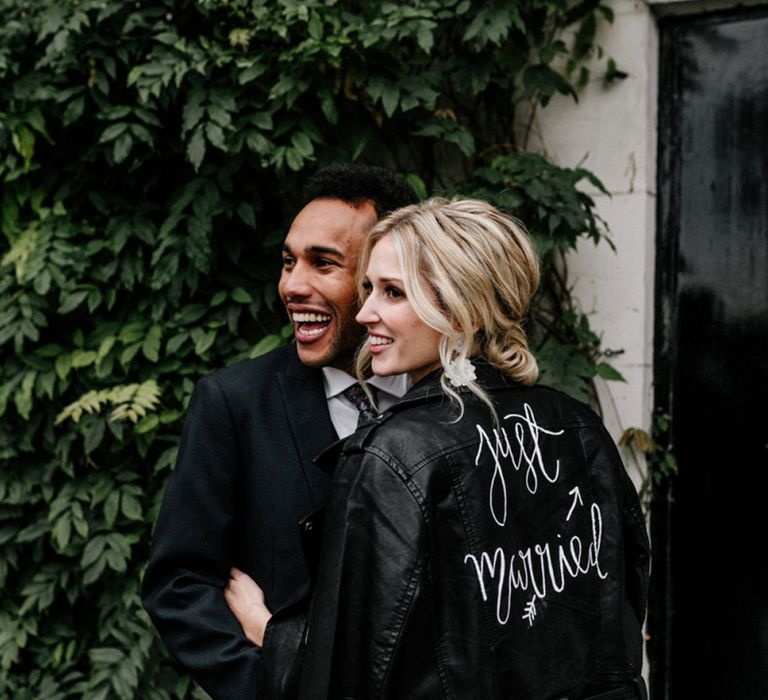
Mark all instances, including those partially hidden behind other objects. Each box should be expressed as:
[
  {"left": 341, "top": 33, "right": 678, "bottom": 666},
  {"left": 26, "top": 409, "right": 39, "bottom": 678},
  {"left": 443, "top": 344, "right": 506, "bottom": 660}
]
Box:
[{"left": 224, "top": 567, "right": 273, "bottom": 647}]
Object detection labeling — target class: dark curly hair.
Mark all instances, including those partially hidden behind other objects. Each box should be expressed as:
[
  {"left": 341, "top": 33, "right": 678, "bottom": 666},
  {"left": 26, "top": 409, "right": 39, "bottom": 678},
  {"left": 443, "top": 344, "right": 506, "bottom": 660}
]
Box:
[{"left": 300, "top": 163, "right": 419, "bottom": 219}]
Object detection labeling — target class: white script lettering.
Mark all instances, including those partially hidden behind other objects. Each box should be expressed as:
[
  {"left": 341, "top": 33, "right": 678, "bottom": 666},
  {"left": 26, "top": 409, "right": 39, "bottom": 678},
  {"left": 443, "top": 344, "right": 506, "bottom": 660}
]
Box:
[
  {"left": 464, "top": 503, "right": 608, "bottom": 625},
  {"left": 475, "top": 403, "right": 565, "bottom": 525}
]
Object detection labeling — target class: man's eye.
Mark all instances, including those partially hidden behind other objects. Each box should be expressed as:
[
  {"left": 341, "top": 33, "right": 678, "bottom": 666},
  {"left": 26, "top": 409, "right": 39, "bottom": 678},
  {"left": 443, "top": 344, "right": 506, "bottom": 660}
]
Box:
[
  {"left": 282, "top": 257, "right": 295, "bottom": 267},
  {"left": 315, "top": 258, "right": 335, "bottom": 268}
]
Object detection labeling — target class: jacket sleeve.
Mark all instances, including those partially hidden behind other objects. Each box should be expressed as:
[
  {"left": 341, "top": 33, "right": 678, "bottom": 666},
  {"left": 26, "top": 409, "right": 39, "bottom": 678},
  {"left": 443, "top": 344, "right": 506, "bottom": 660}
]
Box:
[
  {"left": 581, "top": 418, "right": 651, "bottom": 674},
  {"left": 256, "top": 596, "right": 309, "bottom": 699},
  {"left": 141, "top": 376, "right": 261, "bottom": 700},
  {"left": 618, "top": 448, "right": 651, "bottom": 625},
  {"left": 295, "top": 448, "right": 426, "bottom": 699}
]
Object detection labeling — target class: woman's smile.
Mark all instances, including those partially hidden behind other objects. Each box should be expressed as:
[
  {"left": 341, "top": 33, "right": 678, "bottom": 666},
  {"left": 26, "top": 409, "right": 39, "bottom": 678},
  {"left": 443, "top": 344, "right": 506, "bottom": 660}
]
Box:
[{"left": 356, "top": 236, "right": 443, "bottom": 383}]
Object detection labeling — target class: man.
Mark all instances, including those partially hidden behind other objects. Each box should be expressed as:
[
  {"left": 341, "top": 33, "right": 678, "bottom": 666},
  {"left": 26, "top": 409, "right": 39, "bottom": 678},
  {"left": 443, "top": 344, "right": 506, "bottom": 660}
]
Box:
[{"left": 141, "top": 164, "right": 418, "bottom": 699}]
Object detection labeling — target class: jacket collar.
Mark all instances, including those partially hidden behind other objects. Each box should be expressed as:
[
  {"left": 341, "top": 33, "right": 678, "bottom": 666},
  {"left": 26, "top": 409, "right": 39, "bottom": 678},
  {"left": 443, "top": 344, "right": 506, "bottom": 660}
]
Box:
[
  {"left": 277, "top": 346, "right": 337, "bottom": 505},
  {"left": 387, "top": 357, "right": 514, "bottom": 414},
  {"left": 313, "top": 358, "right": 517, "bottom": 472},
  {"left": 284, "top": 343, "right": 319, "bottom": 381}
]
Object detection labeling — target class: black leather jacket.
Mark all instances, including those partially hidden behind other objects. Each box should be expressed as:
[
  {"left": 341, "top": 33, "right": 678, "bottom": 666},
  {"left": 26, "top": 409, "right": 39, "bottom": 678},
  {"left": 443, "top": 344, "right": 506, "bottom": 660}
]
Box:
[{"left": 261, "top": 363, "right": 650, "bottom": 700}]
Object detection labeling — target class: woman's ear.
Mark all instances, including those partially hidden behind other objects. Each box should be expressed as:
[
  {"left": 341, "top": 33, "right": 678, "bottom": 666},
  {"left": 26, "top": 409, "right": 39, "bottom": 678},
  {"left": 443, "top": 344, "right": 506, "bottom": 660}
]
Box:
[{"left": 450, "top": 318, "right": 480, "bottom": 334}]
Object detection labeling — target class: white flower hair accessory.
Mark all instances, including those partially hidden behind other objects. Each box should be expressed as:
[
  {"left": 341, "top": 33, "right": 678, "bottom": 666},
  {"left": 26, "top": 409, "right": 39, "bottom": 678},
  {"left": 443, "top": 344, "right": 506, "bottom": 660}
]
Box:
[
  {"left": 447, "top": 356, "right": 477, "bottom": 387},
  {"left": 446, "top": 337, "right": 476, "bottom": 387}
]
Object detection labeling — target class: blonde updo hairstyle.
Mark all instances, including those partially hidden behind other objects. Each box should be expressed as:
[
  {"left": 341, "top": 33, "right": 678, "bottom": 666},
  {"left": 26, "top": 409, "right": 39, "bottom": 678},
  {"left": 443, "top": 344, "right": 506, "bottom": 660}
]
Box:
[{"left": 356, "top": 197, "right": 540, "bottom": 418}]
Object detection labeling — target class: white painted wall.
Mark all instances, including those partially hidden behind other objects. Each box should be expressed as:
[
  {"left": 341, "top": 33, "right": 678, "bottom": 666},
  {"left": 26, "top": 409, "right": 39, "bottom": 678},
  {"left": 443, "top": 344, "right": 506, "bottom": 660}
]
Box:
[
  {"left": 532, "top": 8, "right": 660, "bottom": 684},
  {"left": 532, "top": 0, "right": 659, "bottom": 478}
]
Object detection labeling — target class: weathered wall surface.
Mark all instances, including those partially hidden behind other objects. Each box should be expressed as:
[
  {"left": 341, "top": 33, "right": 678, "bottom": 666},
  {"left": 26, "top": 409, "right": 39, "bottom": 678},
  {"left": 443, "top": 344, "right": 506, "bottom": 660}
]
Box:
[{"left": 534, "top": 0, "right": 659, "bottom": 463}]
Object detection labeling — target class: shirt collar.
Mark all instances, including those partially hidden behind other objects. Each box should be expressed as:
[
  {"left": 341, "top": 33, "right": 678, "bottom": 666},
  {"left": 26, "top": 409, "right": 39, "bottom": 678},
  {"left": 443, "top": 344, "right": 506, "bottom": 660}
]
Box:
[{"left": 321, "top": 367, "right": 409, "bottom": 400}]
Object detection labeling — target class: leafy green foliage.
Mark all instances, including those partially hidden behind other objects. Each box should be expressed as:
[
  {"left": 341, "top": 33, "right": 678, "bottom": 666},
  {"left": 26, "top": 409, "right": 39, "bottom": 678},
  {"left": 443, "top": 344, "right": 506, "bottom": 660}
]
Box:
[
  {"left": 620, "top": 411, "right": 678, "bottom": 508},
  {"left": 55, "top": 380, "right": 162, "bottom": 425},
  {"left": 0, "top": 0, "right": 616, "bottom": 696}
]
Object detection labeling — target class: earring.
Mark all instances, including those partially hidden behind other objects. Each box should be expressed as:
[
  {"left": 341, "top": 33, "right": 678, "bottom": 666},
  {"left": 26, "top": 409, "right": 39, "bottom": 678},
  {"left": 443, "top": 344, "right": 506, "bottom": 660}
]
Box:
[{"left": 446, "top": 338, "right": 476, "bottom": 387}]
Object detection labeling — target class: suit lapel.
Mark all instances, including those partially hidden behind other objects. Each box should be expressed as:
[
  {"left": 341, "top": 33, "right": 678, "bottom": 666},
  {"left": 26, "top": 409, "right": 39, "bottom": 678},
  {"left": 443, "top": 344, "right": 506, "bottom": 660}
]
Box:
[{"left": 278, "top": 349, "right": 337, "bottom": 507}]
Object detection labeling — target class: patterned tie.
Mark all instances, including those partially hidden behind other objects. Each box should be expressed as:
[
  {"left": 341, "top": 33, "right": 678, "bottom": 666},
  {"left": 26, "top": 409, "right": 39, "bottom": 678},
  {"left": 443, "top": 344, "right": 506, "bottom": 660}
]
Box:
[{"left": 341, "top": 383, "right": 378, "bottom": 428}]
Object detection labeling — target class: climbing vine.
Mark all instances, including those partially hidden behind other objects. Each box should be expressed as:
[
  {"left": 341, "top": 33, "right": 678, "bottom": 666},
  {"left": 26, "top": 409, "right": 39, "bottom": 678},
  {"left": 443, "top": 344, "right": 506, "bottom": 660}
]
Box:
[{"left": 0, "top": 0, "right": 619, "bottom": 697}]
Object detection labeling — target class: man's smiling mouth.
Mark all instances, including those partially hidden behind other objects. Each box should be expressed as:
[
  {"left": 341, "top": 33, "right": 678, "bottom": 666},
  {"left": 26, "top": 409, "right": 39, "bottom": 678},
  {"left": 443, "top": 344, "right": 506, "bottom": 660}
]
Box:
[{"left": 292, "top": 312, "right": 331, "bottom": 339}]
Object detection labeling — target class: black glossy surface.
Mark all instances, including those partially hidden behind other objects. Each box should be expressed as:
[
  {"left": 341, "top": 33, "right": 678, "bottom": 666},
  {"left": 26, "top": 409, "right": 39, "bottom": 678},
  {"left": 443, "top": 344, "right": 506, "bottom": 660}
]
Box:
[{"left": 655, "top": 9, "right": 768, "bottom": 699}]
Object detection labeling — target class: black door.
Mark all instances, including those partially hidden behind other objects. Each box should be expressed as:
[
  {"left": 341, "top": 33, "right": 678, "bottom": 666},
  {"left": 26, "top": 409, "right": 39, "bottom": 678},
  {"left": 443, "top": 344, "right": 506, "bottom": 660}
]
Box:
[{"left": 654, "top": 8, "right": 768, "bottom": 698}]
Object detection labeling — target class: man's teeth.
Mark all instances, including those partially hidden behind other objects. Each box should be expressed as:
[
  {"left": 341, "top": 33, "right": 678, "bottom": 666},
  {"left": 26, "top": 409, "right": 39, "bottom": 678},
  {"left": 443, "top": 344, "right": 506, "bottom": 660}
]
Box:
[
  {"left": 370, "top": 336, "right": 393, "bottom": 346},
  {"left": 292, "top": 312, "right": 331, "bottom": 323},
  {"left": 299, "top": 326, "right": 326, "bottom": 336}
]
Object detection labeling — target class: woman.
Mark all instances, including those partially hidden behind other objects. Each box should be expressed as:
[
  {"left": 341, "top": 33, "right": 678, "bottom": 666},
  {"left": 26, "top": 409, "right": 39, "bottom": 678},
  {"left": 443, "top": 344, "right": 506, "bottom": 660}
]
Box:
[{"left": 227, "top": 198, "right": 650, "bottom": 699}]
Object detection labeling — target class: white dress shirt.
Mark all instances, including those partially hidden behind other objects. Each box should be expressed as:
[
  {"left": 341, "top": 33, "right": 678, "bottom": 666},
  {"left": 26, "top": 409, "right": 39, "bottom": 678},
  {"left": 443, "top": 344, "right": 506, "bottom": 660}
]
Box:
[{"left": 322, "top": 367, "right": 409, "bottom": 439}]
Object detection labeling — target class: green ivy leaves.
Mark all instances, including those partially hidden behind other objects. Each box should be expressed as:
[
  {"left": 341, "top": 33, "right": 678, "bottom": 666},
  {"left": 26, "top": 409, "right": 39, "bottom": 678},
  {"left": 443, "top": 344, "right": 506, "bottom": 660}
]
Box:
[{"left": 0, "top": 0, "right": 619, "bottom": 697}]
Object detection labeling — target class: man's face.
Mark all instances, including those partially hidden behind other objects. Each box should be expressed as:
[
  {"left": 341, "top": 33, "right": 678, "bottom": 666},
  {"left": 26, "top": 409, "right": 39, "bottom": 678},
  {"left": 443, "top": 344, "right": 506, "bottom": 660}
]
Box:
[{"left": 278, "top": 198, "right": 377, "bottom": 372}]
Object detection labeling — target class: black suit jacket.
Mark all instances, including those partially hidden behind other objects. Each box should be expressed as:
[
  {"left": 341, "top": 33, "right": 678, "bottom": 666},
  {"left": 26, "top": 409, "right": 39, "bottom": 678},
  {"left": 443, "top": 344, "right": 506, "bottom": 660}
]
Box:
[{"left": 141, "top": 345, "right": 336, "bottom": 699}]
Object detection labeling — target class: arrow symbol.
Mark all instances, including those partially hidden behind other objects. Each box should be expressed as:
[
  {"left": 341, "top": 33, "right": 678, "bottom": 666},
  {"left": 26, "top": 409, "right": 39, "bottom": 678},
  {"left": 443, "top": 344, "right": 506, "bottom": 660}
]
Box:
[{"left": 566, "top": 486, "right": 583, "bottom": 521}]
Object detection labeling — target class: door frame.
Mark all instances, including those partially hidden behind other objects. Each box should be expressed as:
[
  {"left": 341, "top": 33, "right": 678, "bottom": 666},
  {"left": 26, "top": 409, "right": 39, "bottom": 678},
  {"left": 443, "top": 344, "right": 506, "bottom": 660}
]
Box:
[{"left": 650, "top": 5, "right": 768, "bottom": 697}]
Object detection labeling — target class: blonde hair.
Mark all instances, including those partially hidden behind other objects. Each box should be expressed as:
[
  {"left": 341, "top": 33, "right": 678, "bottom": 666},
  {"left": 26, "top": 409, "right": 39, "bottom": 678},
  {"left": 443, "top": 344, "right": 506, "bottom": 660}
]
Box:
[{"left": 356, "top": 197, "right": 540, "bottom": 419}]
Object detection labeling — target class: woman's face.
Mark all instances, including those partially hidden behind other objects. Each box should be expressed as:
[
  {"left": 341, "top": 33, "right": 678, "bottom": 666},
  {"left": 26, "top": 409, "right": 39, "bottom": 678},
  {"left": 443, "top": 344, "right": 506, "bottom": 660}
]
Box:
[{"left": 356, "top": 235, "right": 443, "bottom": 384}]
